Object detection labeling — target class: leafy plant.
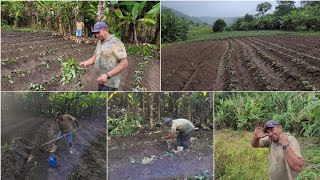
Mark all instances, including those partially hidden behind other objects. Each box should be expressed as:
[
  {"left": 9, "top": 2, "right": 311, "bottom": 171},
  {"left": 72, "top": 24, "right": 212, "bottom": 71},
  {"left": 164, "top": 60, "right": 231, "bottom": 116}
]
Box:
[
  {"left": 1, "top": 138, "right": 17, "bottom": 154},
  {"left": 2, "top": 75, "right": 14, "bottom": 84},
  {"left": 30, "top": 83, "right": 45, "bottom": 91},
  {"left": 1, "top": 57, "right": 17, "bottom": 65},
  {"left": 60, "top": 58, "right": 85, "bottom": 85}
]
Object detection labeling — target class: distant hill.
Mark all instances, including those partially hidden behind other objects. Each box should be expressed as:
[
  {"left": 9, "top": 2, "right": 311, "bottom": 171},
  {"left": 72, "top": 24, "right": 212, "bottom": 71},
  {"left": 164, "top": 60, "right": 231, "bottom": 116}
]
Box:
[
  {"left": 161, "top": 6, "right": 203, "bottom": 24},
  {"left": 198, "top": 16, "right": 239, "bottom": 25},
  {"left": 162, "top": 6, "right": 239, "bottom": 26}
]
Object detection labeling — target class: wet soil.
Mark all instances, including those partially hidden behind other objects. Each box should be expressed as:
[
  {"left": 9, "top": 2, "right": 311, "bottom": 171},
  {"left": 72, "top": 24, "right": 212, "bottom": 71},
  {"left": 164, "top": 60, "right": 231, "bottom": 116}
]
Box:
[
  {"left": 108, "top": 129, "right": 213, "bottom": 180},
  {"left": 1, "top": 113, "right": 106, "bottom": 180},
  {"left": 161, "top": 35, "right": 320, "bottom": 91},
  {"left": 1, "top": 30, "right": 160, "bottom": 91}
]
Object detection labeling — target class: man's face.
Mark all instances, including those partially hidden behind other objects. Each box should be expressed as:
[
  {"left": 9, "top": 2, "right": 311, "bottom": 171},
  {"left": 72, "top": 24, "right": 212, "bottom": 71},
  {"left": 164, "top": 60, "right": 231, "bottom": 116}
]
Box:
[
  {"left": 266, "top": 125, "right": 282, "bottom": 142},
  {"left": 95, "top": 29, "right": 108, "bottom": 40}
]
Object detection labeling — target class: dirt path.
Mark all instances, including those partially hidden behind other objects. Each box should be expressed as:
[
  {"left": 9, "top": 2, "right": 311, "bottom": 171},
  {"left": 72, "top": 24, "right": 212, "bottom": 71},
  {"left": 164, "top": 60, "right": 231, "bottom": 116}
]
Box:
[
  {"left": 161, "top": 35, "right": 320, "bottom": 91},
  {"left": 1, "top": 114, "right": 106, "bottom": 180},
  {"left": 108, "top": 129, "right": 213, "bottom": 180},
  {"left": 1, "top": 30, "right": 160, "bottom": 91}
]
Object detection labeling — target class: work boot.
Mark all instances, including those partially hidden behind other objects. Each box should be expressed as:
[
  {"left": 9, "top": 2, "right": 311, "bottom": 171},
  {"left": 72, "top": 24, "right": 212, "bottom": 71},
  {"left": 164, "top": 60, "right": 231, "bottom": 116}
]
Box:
[
  {"left": 69, "top": 147, "right": 74, "bottom": 154},
  {"left": 50, "top": 144, "right": 57, "bottom": 153}
]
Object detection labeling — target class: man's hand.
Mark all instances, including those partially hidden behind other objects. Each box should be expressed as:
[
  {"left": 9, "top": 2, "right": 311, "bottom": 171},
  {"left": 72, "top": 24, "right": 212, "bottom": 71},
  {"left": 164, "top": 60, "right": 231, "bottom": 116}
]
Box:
[
  {"left": 253, "top": 126, "right": 269, "bottom": 139},
  {"left": 80, "top": 61, "right": 87, "bottom": 67},
  {"left": 278, "top": 133, "right": 289, "bottom": 145},
  {"left": 97, "top": 74, "right": 108, "bottom": 84}
]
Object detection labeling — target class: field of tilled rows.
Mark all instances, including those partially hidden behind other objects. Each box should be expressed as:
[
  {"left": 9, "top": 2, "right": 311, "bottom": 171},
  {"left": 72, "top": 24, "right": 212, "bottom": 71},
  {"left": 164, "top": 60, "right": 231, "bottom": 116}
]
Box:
[
  {"left": 1, "top": 30, "right": 160, "bottom": 91},
  {"left": 161, "top": 35, "right": 320, "bottom": 91}
]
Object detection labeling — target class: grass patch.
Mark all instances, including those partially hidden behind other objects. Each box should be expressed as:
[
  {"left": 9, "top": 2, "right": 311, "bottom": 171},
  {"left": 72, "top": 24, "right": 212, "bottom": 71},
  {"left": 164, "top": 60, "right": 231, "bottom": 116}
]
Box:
[
  {"left": 162, "top": 29, "right": 295, "bottom": 47},
  {"left": 215, "top": 130, "right": 320, "bottom": 180},
  {"left": 297, "top": 136, "right": 320, "bottom": 164},
  {"left": 215, "top": 130, "right": 269, "bottom": 180}
]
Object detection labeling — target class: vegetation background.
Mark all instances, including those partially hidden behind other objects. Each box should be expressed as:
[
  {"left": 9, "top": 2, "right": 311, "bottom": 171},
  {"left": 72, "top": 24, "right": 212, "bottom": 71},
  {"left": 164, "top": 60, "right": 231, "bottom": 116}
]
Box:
[
  {"left": 161, "top": 1, "right": 320, "bottom": 45},
  {"left": 215, "top": 92, "right": 320, "bottom": 180}
]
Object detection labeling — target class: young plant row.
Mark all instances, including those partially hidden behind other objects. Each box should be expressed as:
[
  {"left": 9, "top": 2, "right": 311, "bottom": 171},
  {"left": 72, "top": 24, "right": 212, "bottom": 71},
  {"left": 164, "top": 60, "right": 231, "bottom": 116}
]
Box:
[
  {"left": 249, "top": 37, "right": 320, "bottom": 69},
  {"left": 236, "top": 39, "right": 273, "bottom": 90},
  {"left": 131, "top": 57, "right": 149, "bottom": 91},
  {"left": 224, "top": 39, "right": 238, "bottom": 90},
  {"left": 242, "top": 38, "right": 316, "bottom": 91}
]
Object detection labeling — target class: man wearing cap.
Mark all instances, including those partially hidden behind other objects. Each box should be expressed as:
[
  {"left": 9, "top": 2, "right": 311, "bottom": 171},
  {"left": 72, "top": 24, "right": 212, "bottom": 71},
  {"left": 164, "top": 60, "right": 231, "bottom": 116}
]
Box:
[
  {"left": 161, "top": 118, "right": 195, "bottom": 151},
  {"left": 80, "top": 22, "right": 128, "bottom": 91},
  {"left": 251, "top": 120, "right": 304, "bottom": 180}
]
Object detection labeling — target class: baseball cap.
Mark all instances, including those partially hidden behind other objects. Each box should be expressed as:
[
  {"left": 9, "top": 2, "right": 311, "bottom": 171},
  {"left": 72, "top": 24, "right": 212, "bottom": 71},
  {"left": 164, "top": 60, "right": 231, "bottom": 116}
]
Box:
[
  {"left": 263, "top": 120, "right": 280, "bottom": 132},
  {"left": 164, "top": 118, "right": 172, "bottom": 125},
  {"left": 92, "top": 22, "right": 109, "bottom": 33}
]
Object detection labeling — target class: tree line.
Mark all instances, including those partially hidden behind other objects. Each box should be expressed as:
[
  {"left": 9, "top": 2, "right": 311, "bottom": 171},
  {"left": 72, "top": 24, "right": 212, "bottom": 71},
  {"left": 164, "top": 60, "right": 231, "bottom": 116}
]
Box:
[
  {"left": 1, "top": 92, "right": 106, "bottom": 119},
  {"left": 218, "top": 1, "right": 320, "bottom": 32},
  {"left": 1, "top": 1, "right": 160, "bottom": 45},
  {"left": 108, "top": 92, "right": 213, "bottom": 136},
  {"left": 215, "top": 92, "right": 320, "bottom": 138}
]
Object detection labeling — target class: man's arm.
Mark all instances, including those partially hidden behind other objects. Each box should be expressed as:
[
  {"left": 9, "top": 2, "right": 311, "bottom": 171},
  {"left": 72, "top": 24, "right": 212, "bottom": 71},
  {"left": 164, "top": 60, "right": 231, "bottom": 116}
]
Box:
[
  {"left": 74, "top": 119, "right": 80, "bottom": 128},
  {"left": 251, "top": 127, "right": 269, "bottom": 148},
  {"left": 80, "top": 54, "right": 96, "bottom": 67},
  {"left": 161, "top": 132, "right": 176, "bottom": 140},
  {"left": 279, "top": 134, "right": 304, "bottom": 173}
]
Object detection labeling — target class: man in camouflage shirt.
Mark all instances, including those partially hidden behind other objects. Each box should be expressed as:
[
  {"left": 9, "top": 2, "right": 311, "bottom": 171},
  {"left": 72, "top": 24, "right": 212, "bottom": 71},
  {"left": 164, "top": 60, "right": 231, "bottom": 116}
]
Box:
[
  {"left": 80, "top": 22, "right": 128, "bottom": 91},
  {"left": 251, "top": 120, "right": 304, "bottom": 180}
]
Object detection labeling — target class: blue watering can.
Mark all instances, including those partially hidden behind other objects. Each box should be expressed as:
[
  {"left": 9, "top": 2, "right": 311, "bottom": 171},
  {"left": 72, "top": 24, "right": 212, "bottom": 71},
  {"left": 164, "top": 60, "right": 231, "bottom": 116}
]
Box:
[{"left": 48, "top": 155, "right": 58, "bottom": 168}]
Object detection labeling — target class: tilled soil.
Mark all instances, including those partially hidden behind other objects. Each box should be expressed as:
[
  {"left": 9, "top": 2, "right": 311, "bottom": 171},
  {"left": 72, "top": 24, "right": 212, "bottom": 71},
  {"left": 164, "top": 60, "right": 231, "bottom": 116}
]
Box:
[
  {"left": 1, "top": 30, "right": 160, "bottom": 91},
  {"left": 161, "top": 34, "right": 320, "bottom": 91},
  {"left": 1, "top": 113, "right": 106, "bottom": 180},
  {"left": 108, "top": 129, "right": 213, "bottom": 180}
]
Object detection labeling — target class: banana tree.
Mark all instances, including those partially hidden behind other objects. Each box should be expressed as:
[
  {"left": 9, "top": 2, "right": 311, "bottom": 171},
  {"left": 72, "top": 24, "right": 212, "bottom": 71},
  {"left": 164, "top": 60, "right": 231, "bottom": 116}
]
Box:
[{"left": 114, "top": 1, "right": 159, "bottom": 44}]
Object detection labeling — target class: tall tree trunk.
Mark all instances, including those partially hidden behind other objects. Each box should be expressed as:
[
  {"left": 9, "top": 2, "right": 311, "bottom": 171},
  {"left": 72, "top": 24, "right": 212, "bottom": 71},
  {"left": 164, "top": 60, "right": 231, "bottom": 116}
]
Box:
[
  {"left": 188, "top": 94, "right": 192, "bottom": 122},
  {"left": 142, "top": 94, "right": 145, "bottom": 120},
  {"left": 96, "top": 1, "right": 106, "bottom": 22},
  {"left": 157, "top": 93, "right": 161, "bottom": 124},
  {"left": 133, "top": 22, "right": 139, "bottom": 44},
  {"left": 154, "top": 14, "right": 160, "bottom": 46},
  {"left": 149, "top": 93, "right": 154, "bottom": 129},
  {"left": 208, "top": 93, "right": 213, "bottom": 124}
]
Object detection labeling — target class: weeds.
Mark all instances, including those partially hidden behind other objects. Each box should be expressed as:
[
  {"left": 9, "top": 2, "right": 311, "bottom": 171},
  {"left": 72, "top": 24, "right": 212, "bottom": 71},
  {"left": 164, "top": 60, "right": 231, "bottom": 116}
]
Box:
[
  {"left": 1, "top": 138, "right": 17, "bottom": 154},
  {"left": 1, "top": 57, "right": 17, "bottom": 65},
  {"left": 126, "top": 44, "right": 159, "bottom": 58},
  {"left": 30, "top": 83, "right": 45, "bottom": 91},
  {"left": 2, "top": 75, "right": 14, "bottom": 84}
]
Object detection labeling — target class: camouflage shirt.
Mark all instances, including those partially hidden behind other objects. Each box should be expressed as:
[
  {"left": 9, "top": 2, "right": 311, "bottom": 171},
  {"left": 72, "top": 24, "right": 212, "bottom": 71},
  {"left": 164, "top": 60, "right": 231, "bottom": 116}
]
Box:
[
  {"left": 261, "top": 133, "right": 303, "bottom": 180},
  {"left": 94, "top": 35, "right": 127, "bottom": 88}
]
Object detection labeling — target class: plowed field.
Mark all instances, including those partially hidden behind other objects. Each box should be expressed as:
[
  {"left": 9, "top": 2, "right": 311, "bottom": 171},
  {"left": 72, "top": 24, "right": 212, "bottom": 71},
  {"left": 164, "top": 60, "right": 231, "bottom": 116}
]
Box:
[
  {"left": 1, "top": 30, "right": 160, "bottom": 91},
  {"left": 161, "top": 35, "right": 320, "bottom": 91}
]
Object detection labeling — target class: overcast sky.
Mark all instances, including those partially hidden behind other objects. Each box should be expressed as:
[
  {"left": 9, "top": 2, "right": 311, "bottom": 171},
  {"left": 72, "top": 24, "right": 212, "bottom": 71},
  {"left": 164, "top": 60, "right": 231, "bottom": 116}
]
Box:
[{"left": 162, "top": 1, "right": 300, "bottom": 17}]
